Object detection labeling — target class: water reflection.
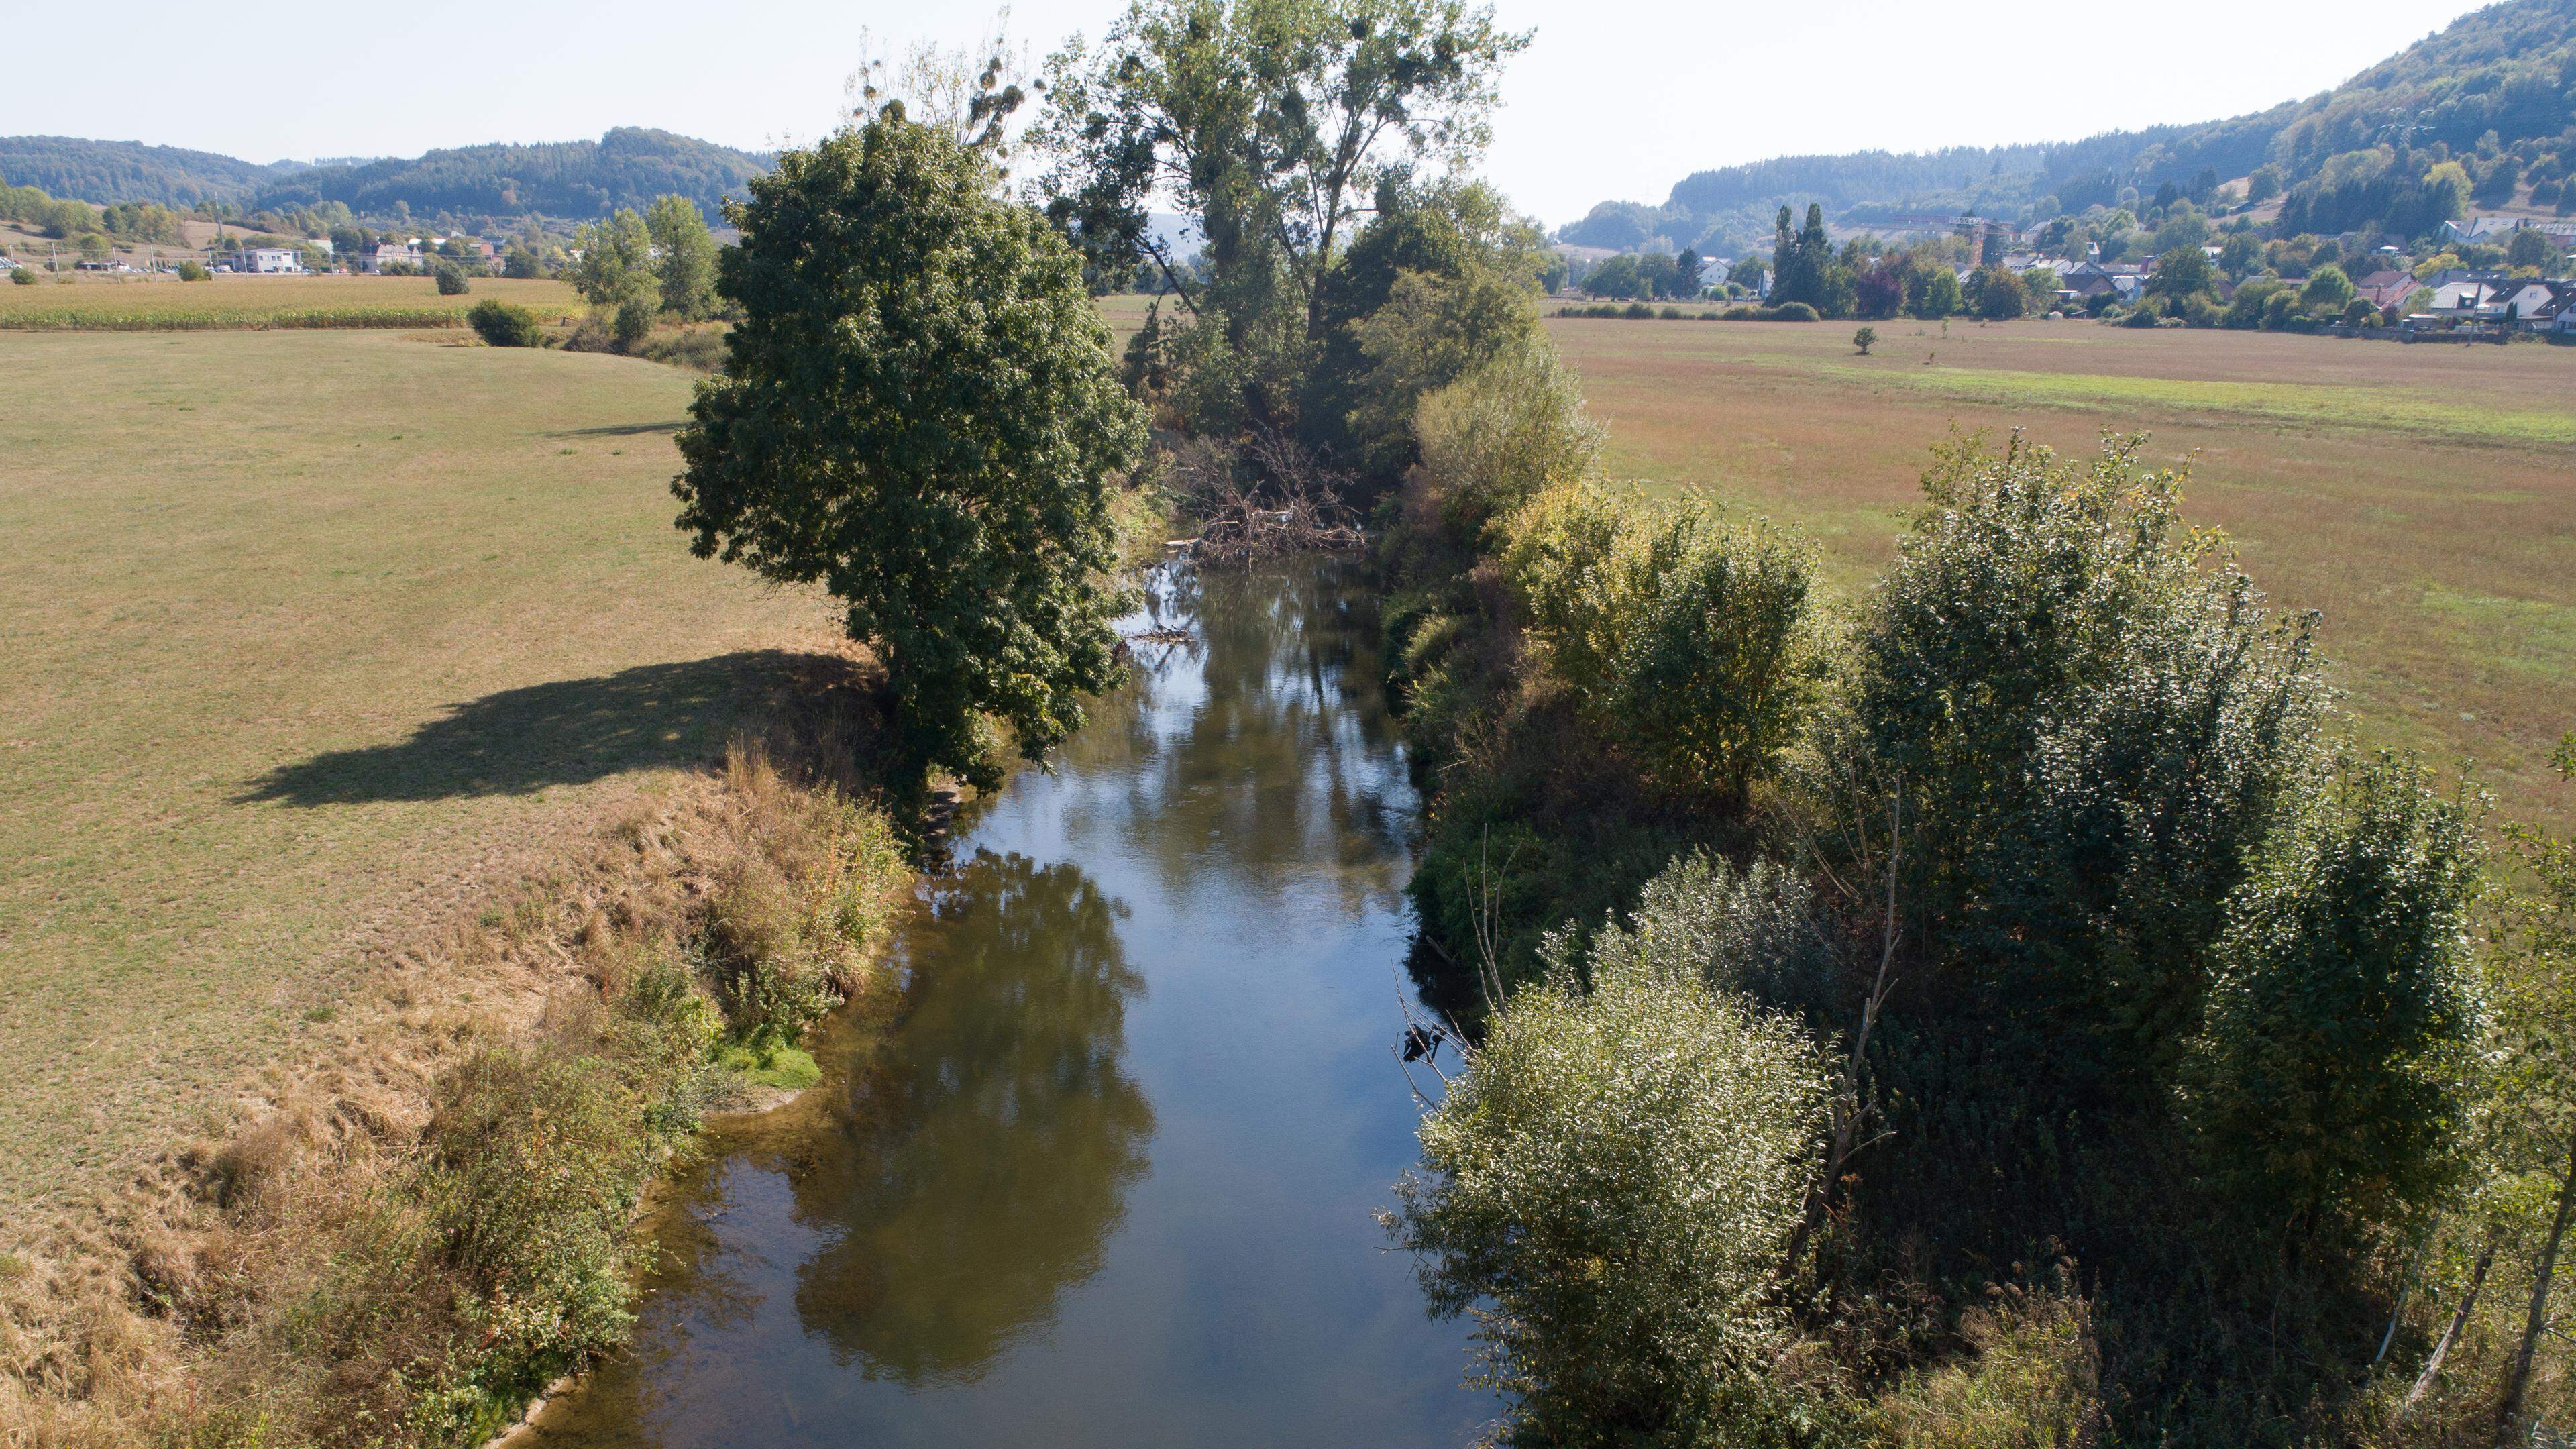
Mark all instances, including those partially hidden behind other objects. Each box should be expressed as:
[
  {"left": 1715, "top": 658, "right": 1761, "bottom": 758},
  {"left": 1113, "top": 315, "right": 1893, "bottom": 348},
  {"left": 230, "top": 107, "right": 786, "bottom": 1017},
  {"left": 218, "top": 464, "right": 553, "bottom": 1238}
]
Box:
[
  {"left": 1078, "top": 563, "right": 1414, "bottom": 902},
  {"left": 533, "top": 559, "right": 1489, "bottom": 1448},
  {"left": 790, "top": 852, "right": 1152, "bottom": 1384}
]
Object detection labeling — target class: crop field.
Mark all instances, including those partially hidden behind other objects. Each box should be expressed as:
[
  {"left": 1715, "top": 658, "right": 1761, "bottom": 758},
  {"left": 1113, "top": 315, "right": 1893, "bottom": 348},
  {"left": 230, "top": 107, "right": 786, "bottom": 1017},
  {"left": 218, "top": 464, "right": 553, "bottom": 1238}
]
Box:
[
  {"left": 1546, "top": 317, "right": 2576, "bottom": 826},
  {"left": 0, "top": 329, "right": 839, "bottom": 1221},
  {"left": 0, "top": 274, "right": 581, "bottom": 330}
]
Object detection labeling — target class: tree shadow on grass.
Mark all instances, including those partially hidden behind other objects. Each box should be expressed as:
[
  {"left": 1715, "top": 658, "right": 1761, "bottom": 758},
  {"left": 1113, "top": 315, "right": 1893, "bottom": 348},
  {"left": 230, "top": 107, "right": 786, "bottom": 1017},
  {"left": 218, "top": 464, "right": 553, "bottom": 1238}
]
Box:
[
  {"left": 241, "top": 650, "right": 869, "bottom": 806},
  {"left": 547, "top": 420, "right": 685, "bottom": 439}
]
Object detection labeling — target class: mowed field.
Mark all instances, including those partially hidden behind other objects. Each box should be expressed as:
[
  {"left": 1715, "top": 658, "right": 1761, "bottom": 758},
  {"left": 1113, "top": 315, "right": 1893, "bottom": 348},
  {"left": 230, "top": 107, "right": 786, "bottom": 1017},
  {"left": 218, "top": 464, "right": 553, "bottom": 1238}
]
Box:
[
  {"left": 0, "top": 274, "right": 581, "bottom": 329},
  {"left": 0, "top": 329, "right": 837, "bottom": 1220},
  {"left": 1546, "top": 317, "right": 2576, "bottom": 828}
]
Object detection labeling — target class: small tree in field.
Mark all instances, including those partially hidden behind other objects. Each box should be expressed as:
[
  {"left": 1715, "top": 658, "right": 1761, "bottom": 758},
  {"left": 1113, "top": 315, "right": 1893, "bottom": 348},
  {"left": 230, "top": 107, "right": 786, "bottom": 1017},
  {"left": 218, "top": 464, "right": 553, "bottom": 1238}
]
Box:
[
  {"left": 468, "top": 298, "right": 543, "bottom": 347},
  {"left": 611, "top": 296, "right": 654, "bottom": 352},
  {"left": 643, "top": 194, "right": 718, "bottom": 319},
  {"left": 1852, "top": 325, "right": 1877, "bottom": 354},
  {"left": 674, "top": 111, "right": 1146, "bottom": 791},
  {"left": 434, "top": 264, "right": 470, "bottom": 296},
  {"left": 568, "top": 209, "right": 654, "bottom": 308}
]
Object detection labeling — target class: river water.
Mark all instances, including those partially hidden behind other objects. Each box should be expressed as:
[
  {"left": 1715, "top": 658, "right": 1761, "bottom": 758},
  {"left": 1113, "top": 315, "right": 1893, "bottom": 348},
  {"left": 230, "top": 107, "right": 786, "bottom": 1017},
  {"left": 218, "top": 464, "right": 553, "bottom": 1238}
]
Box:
[{"left": 532, "top": 561, "right": 1492, "bottom": 1448}]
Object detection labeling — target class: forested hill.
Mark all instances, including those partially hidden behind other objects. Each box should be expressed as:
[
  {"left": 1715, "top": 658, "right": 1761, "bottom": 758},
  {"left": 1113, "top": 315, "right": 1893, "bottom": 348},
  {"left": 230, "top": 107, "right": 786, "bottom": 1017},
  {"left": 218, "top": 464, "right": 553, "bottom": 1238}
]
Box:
[
  {"left": 0, "top": 128, "right": 773, "bottom": 225},
  {"left": 1563, "top": 0, "right": 2576, "bottom": 251},
  {"left": 0, "top": 137, "right": 306, "bottom": 207},
  {"left": 250, "top": 129, "right": 773, "bottom": 223}
]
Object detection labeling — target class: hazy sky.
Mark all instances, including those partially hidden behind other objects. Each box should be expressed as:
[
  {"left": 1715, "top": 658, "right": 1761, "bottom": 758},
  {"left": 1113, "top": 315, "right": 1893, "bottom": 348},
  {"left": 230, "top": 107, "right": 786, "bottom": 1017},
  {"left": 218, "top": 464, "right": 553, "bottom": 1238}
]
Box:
[{"left": 5, "top": 0, "right": 2486, "bottom": 227}]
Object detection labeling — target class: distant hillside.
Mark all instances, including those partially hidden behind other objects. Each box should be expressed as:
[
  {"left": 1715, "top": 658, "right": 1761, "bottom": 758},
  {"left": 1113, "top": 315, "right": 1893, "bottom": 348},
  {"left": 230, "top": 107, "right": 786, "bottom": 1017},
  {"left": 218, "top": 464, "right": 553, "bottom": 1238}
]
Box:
[
  {"left": 1564, "top": 0, "right": 2576, "bottom": 252},
  {"left": 0, "top": 128, "right": 774, "bottom": 226},
  {"left": 252, "top": 129, "right": 773, "bottom": 225},
  {"left": 0, "top": 136, "right": 305, "bottom": 207}
]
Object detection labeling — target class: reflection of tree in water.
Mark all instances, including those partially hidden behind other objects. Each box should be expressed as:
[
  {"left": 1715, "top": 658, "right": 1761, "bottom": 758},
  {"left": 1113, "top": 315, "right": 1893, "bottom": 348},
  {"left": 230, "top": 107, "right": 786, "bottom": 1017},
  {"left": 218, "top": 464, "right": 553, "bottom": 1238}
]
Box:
[
  {"left": 782, "top": 850, "right": 1153, "bottom": 1387},
  {"left": 1077, "top": 561, "right": 1416, "bottom": 906}
]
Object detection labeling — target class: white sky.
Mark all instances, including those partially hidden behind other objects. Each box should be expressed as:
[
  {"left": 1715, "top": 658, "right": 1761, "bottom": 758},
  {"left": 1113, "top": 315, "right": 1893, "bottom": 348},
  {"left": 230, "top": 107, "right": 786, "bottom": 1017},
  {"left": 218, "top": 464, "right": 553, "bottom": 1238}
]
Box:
[{"left": 1, "top": 0, "right": 2486, "bottom": 228}]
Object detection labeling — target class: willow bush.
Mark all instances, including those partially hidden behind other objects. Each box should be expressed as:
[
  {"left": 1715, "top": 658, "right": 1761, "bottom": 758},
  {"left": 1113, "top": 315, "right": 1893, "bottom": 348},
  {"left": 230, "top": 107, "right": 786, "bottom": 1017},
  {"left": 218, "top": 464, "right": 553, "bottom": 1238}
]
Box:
[
  {"left": 1499, "top": 482, "right": 1821, "bottom": 807},
  {"left": 1411, "top": 332, "right": 1603, "bottom": 537},
  {"left": 1390, "top": 896, "right": 1831, "bottom": 1446}
]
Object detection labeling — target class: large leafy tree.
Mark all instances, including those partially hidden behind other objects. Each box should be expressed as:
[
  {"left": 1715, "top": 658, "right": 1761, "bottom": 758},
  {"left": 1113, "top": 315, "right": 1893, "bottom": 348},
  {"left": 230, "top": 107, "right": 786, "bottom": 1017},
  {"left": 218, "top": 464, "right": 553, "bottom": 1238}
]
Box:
[
  {"left": 1038, "top": 0, "right": 1525, "bottom": 428},
  {"left": 643, "top": 194, "right": 719, "bottom": 319},
  {"left": 566, "top": 207, "right": 655, "bottom": 307},
  {"left": 673, "top": 113, "right": 1146, "bottom": 790}
]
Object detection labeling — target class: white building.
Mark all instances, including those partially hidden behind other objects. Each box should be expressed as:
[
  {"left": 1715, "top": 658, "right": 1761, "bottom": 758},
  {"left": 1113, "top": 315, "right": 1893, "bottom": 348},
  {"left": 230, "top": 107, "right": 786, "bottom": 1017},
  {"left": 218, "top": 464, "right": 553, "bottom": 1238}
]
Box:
[
  {"left": 364, "top": 240, "right": 423, "bottom": 274},
  {"left": 239, "top": 247, "right": 304, "bottom": 274}
]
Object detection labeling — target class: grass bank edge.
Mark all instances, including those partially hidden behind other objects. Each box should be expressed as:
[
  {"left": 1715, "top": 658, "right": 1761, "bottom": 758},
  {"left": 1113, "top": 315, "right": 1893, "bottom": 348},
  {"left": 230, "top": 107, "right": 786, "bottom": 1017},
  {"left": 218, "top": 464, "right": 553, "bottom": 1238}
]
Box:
[{"left": 0, "top": 731, "right": 914, "bottom": 1448}]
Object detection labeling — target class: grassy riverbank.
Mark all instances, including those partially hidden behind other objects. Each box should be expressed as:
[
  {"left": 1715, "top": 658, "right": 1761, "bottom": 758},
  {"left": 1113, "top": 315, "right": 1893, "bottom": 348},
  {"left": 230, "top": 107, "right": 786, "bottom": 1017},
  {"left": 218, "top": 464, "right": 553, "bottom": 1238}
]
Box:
[{"left": 0, "top": 329, "right": 917, "bottom": 1444}]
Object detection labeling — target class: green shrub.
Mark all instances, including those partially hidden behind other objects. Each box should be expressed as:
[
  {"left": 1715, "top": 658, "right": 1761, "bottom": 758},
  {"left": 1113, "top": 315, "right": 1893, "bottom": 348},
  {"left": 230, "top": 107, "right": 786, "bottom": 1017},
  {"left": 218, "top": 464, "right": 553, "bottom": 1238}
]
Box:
[
  {"left": 1390, "top": 896, "right": 1831, "bottom": 1444},
  {"left": 1766, "top": 301, "right": 1820, "bottom": 321},
  {"left": 1412, "top": 333, "right": 1603, "bottom": 536},
  {"left": 7, "top": 267, "right": 32, "bottom": 286},
  {"left": 2180, "top": 754, "right": 2484, "bottom": 1234},
  {"left": 433, "top": 264, "right": 470, "bottom": 296},
  {"left": 1609, "top": 512, "right": 1821, "bottom": 807},
  {"left": 403, "top": 969, "right": 718, "bottom": 1442},
  {"left": 1501, "top": 483, "right": 1821, "bottom": 806},
  {"left": 466, "top": 298, "right": 543, "bottom": 347},
  {"left": 638, "top": 323, "right": 729, "bottom": 371},
  {"left": 2224, "top": 278, "right": 2287, "bottom": 329},
  {"left": 1579, "top": 851, "right": 1835, "bottom": 1013},
  {"left": 175, "top": 260, "right": 209, "bottom": 282},
  {"left": 1850, "top": 433, "right": 2325, "bottom": 1101},
  {"left": 611, "top": 297, "right": 654, "bottom": 352},
  {"left": 1497, "top": 479, "right": 1628, "bottom": 691},
  {"left": 1342, "top": 265, "right": 1542, "bottom": 483}
]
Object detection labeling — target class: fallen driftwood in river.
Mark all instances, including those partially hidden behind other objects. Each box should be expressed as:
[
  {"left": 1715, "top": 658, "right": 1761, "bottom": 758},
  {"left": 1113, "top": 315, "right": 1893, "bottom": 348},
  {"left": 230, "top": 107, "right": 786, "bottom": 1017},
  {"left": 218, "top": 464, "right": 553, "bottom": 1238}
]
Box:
[{"left": 1167, "top": 426, "right": 1365, "bottom": 564}]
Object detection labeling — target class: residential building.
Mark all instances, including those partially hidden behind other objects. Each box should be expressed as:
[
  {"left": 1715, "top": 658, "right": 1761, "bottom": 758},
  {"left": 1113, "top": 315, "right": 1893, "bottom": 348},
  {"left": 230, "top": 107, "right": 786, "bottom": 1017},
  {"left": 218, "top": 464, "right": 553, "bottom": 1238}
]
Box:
[
  {"left": 364, "top": 240, "right": 423, "bottom": 274},
  {"left": 239, "top": 247, "right": 303, "bottom": 274},
  {"left": 2490, "top": 278, "right": 2575, "bottom": 331},
  {"left": 2354, "top": 269, "right": 2421, "bottom": 311}
]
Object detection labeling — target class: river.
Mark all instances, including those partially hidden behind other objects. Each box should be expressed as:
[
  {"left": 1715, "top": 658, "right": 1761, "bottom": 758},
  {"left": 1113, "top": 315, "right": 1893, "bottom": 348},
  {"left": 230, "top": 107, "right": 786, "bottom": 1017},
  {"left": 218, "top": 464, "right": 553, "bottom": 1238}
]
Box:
[{"left": 530, "top": 559, "right": 1493, "bottom": 1448}]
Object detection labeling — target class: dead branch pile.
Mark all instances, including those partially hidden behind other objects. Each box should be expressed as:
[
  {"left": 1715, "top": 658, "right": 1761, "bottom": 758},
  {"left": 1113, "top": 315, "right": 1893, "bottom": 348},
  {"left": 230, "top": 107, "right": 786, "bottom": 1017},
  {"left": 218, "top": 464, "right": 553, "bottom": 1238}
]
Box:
[{"left": 1167, "top": 426, "right": 1364, "bottom": 564}]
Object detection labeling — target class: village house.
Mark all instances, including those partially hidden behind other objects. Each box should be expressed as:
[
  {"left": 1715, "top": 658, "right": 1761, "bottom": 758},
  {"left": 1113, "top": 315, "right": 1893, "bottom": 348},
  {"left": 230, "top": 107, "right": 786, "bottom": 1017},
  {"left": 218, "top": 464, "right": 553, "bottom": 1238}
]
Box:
[
  {"left": 237, "top": 247, "right": 304, "bottom": 274},
  {"left": 362, "top": 239, "right": 425, "bottom": 274},
  {"left": 2354, "top": 268, "right": 2422, "bottom": 311},
  {"left": 2489, "top": 278, "right": 2575, "bottom": 331},
  {"left": 2060, "top": 259, "right": 2145, "bottom": 303}
]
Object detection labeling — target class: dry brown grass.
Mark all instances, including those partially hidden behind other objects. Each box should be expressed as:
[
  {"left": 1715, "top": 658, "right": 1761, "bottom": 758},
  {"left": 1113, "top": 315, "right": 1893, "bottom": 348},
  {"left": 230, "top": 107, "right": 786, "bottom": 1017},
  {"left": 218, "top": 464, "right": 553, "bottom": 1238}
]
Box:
[
  {"left": 0, "top": 699, "right": 910, "bottom": 1448},
  {"left": 1546, "top": 317, "right": 2576, "bottom": 829}
]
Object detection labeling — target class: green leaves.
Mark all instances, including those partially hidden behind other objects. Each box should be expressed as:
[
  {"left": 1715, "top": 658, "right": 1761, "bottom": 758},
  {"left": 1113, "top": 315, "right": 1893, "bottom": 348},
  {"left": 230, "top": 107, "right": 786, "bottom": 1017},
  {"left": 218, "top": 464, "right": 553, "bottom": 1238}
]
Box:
[
  {"left": 673, "top": 117, "right": 1145, "bottom": 790},
  {"left": 1391, "top": 893, "right": 1829, "bottom": 1443},
  {"left": 1501, "top": 482, "right": 1821, "bottom": 808},
  {"left": 2181, "top": 755, "right": 2485, "bottom": 1233}
]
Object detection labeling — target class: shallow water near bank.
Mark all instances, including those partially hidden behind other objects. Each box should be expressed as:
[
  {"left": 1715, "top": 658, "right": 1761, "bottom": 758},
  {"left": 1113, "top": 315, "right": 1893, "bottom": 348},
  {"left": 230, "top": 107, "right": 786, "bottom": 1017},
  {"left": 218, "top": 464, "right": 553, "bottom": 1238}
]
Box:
[{"left": 532, "top": 560, "right": 1491, "bottom": 1448}]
